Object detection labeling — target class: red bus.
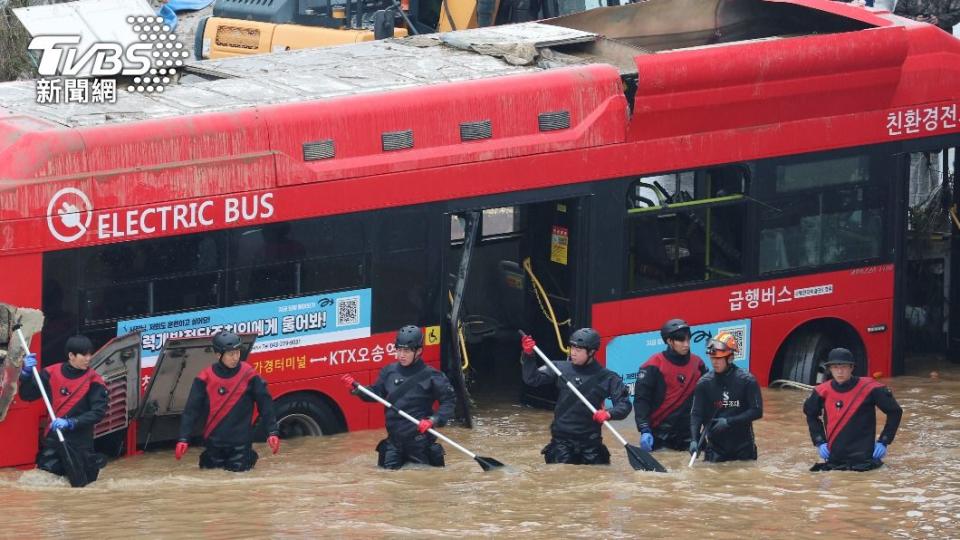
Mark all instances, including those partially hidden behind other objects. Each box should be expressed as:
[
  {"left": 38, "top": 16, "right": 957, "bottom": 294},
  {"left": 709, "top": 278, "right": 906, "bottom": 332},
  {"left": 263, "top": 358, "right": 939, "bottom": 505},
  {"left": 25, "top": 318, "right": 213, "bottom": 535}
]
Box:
[{"left": 1, "top": 0, "right": 958, "bottom": 469}]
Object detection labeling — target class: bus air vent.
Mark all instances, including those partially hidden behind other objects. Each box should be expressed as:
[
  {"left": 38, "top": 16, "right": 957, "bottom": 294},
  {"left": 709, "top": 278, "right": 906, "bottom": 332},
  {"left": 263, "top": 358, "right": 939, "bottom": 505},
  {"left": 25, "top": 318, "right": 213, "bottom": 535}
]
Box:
[
  {"left": 538, "top": 111, "right": 570, "bottom": 132},
  {"left": 382, "top": 130, "right": 414, "bottom": 151},
  {"left": 93, "top": 375, "right": 128, "bottom": 438},
  {"left": 215, "top": 25, "right": 261, "bottom": 50},
  {"left": 302, "top": 139, "right": 335, "bottom": 161},
  {"left": 460, "top": 120, "right": 492, "bottom": 141}
]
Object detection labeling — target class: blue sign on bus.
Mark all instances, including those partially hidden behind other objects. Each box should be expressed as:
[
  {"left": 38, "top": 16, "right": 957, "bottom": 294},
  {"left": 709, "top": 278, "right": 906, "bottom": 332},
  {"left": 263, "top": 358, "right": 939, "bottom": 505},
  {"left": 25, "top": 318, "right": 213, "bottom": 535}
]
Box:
[
  {"left": 118, "top": 288, "right": 372, "bottom": 367},
  {"left": 605, "top": 319, "right": 751, "bottom": 397}
]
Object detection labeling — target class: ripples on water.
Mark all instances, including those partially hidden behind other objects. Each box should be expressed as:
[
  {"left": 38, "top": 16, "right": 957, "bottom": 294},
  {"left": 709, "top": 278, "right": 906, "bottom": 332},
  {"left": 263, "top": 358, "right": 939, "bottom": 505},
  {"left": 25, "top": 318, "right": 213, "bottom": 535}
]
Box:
[{"left": 1, "top": 372, "right": 958, "bottom": 539}]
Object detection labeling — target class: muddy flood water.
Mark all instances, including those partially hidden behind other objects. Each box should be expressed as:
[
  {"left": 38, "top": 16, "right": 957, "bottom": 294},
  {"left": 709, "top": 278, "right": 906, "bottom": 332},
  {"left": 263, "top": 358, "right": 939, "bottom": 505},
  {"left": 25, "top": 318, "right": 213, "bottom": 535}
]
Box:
[{"left": 1, "top": 365, "right": 958, "bottom": 539}]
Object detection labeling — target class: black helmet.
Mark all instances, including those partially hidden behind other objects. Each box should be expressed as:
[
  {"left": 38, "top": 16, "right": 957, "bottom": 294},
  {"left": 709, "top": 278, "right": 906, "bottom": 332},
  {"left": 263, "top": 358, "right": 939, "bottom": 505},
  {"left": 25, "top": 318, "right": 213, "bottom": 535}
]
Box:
[
  {"left": 568, "top": 328, "right": 601, "bottom": 351},
  {"left": 660, "top": 318, "right": 690, "bottom": 343},
  {"left": 212, "top": 331, "right": 242, "bottom": 354},
  {"left": 822, "top": 347, "right": 855, "bottom": 367},
  {"left": 395, "top": 325, "right": 423, "bottom": 349}
]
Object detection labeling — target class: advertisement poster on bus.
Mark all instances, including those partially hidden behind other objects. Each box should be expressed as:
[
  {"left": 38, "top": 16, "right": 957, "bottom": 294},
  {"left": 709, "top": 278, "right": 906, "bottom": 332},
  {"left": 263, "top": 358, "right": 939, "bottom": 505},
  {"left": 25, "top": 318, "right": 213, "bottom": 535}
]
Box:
[
  {"left": 605, "top": 319, "right": 751, "bottom": 397},
  {"left": 117, "top": 288, "right": 372, "bottom": 367}
]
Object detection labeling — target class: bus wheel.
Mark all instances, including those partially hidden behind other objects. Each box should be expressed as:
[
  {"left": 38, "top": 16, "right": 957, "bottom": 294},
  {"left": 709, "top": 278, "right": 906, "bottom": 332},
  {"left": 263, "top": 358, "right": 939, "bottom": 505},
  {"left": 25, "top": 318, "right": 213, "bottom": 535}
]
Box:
[
  {"left": 274, "top": 394, "right": 342, "bottom": 439},
  {"left": 779, "top": 329, "right": 834, "bottom": 385}
]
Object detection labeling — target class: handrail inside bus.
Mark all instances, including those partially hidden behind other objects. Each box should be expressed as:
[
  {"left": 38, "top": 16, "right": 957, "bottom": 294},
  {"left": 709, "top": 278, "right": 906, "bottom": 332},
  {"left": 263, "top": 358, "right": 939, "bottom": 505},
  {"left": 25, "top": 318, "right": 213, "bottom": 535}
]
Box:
[
  {"left": 523, "top": 257, "right": 570, "bottom": 355},
  {"left": 627, "top": 194, "right": 745, "bottom": 214}
]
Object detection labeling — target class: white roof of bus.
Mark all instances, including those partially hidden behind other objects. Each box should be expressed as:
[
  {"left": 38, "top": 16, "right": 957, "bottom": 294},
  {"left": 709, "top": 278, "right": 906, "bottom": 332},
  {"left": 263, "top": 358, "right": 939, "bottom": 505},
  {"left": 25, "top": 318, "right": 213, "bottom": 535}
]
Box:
[{"left": 0, "top": 22, "right": 600, "bottom": 128}]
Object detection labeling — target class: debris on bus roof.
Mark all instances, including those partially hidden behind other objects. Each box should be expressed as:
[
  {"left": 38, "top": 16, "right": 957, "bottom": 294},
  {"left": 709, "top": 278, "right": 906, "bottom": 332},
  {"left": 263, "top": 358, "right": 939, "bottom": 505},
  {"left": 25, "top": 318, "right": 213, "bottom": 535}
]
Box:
[
  {"left": 438, "top": 22, "right": 597, "bottom": 65},
  {"left": 0, "top": 20, "right": 608, "bottom": 128},
  {"left": 0, "top": 0, "right": 902, "bottom": 128}
]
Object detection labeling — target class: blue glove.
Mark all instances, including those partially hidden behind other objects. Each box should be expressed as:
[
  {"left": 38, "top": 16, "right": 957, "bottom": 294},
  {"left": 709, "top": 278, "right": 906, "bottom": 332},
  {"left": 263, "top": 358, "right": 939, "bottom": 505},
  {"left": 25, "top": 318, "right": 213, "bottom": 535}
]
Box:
[
  {"left": 640, "top": 431, "right": 654, "bottom": 452},
  {"left": 51, "top": 418, "right": 75, "bottom": 432},
  {"left": 711, "top": 417, "right": 730, "bottom": 432},
  {"left": 20, "top": 353, "right": 37, "bottom": 378},
  {"left": 872, "top": 442, "right": 887, "bottom": 460},
  {"left": 817, "top": 442, "right": 830, "bottom": 460}
]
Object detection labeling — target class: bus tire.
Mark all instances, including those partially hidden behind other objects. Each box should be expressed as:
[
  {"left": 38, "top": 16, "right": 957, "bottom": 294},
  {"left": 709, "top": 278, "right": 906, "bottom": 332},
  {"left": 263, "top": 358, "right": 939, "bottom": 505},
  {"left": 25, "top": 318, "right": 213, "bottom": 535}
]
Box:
[
  {"left": 273, "top": 393, "right": 342, "bottom": 439},
  {"left": 780, "top": 329, "right": 833, "bottom": 385}
]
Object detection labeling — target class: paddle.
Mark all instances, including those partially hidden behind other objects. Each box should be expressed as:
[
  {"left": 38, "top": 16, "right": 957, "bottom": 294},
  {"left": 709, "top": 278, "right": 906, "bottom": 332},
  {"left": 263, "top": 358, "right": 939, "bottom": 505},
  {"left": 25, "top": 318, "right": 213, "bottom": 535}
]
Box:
[
  {"left": 688, "top": 407, "right": 719, "bottom": 467},
  {"left": 13, "top": 324, "right": 90, "bottom": 488},
  {"left": 521, "top": 331, "right": 667, "bottom": 473},
  {"left": 351, "top": 382, "right": 505, "bottom": 471}
]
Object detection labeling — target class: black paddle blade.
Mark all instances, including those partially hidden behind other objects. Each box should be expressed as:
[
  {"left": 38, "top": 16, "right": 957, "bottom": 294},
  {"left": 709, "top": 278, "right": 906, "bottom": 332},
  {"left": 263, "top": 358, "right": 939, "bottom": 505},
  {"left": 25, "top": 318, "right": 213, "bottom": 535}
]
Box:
[
  {"left": 58, "top": 440, "right": 92, "bottom": 488},
  {"left": 625, "top": 444, "right": 667, "bottom": 473},
  {"left": 474, "top": 456, "right": 506, "bottom": 471}
]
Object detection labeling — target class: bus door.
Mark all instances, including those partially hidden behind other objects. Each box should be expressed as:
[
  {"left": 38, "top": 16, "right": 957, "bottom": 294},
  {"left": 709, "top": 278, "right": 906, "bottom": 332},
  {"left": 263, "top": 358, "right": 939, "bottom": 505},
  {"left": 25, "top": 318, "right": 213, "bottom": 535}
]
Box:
[
  {"left": 518, "top": 198, "right": 587, "bottom": 409},
  {"left": 90, "top": 332, "right": 141, "bottom": 457},
  {"left": 443, "top": 197, "right": 588, "bottom": 422}
]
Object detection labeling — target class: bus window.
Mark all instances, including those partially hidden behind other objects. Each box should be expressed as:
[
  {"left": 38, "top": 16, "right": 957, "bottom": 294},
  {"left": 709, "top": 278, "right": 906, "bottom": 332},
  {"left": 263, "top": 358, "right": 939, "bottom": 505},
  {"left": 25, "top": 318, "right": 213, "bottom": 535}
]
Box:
[
  {"left": 626, "top": 166, "right": 748, "bottom": 291},
  {"left": 773, "top": 155, "right": 869, "bottom": 192},
  {"left": 758, "top": 154, "right": 884, "bottom": 274},
  {"left": 80, "top": 234, "right": 225, "bottom": 325},
  {"left": 452, "top": 207, "right": 522, "bottom": 243},
  {"left": 230, "top": 215, "right": 368, "bottom": 302},
  {"left": 481, "top": 207, "right": 521, "bottom": 237},
  {"left": 373, "top": 208, "right": 430, "bottom": 331},
  {"left": 451, "top": 215, "right": 465, "bottom": 242}
]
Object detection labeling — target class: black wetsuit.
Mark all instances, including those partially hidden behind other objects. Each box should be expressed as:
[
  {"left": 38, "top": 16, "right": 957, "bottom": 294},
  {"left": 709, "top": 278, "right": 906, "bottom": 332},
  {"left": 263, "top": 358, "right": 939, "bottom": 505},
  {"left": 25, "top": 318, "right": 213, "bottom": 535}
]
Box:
[
  {"left": 179, "top": 361, "right": 278, "bottom": 472},
  {"left": 358, "top": 359, "right": 456, "bottom": 469},
  {"left": 522, "top": 353, "right": 632, "bottom": 465},
  {"left": 690, "top": 364, "right": 763, "bottom": 462},
  {"left": 634, "top": 348, "right": 707, "bottom": 450},
  {"left": 803, "top": 376, "right": 902, "bottom": 471},
  {"left": 19, "top": 362, "right": 108, "bottom": 482}
]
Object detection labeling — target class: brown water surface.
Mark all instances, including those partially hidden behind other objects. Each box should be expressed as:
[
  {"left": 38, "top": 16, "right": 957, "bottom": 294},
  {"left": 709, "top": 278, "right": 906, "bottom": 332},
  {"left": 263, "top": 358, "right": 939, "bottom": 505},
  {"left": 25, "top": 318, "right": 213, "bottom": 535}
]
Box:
[{"left": 2, "top": 369, "right": 958, "bottom": 539}]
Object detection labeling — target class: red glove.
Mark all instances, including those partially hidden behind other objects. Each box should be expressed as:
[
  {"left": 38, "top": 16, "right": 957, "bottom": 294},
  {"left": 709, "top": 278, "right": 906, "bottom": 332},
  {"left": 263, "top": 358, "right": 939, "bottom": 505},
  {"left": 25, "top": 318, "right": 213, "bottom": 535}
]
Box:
[
  {"left": 174, "top": 441, "right": 188, "bottom": 460},
  {"left": 267, "top": 435, "right": 280, "bottom": 455},
  {"left": 521, "top": 335, "right": 536, "bottom": 355},
  {"left": 593, "top": 409, "right": 611, "bottom": 424},
  {"left": 417, "top": 418, "right": 434, "bottom": 434},
  {"left": 341, "top": 374, "right": 356, "bottom": 391}
]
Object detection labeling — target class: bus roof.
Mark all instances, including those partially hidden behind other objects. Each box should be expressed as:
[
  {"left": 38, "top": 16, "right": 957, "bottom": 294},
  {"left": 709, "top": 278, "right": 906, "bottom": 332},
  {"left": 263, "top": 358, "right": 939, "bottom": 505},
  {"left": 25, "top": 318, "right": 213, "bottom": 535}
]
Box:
[{"left": 0, "top": 0, "right": 897, "bottom": 128}]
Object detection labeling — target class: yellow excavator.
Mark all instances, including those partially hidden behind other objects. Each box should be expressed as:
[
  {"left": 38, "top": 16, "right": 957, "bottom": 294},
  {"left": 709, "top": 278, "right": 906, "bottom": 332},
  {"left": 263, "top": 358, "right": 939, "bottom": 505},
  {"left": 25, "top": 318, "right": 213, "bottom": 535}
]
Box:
[{"left": 195, "top": 0, "right": 608, "bottom": 60}]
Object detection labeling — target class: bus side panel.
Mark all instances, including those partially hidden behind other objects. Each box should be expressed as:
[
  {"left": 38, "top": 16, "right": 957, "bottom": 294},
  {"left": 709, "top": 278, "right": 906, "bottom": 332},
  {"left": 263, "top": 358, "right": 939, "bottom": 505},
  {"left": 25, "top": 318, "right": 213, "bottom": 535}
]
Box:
[
  {"left": 259, "top": 334, "right": 442, "bottom": 432},
  {"left": 749, "top": 297, "right": 894, "bottom": 386},
  {"left": 593, "top": 264, "right": 894, "bottom": 387},
  {"left": 266, "top": 358, "right": 444, "bottom": 433},
  {"left": 0, "top": 253, "right": 43, "bottom": 468}
]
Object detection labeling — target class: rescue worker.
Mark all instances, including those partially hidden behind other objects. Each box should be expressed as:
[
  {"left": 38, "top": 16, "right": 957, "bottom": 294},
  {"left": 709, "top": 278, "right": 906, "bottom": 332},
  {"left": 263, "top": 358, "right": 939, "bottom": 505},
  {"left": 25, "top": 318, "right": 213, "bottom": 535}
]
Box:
[
  {"left": 634, "top": 318, "right": 707, "bottom": 451},
  {"left": 175, "top": 331, "right": 280, "bottom": 472},
  {"left": 520, "top": 328, "right": 632, "bottom": 465},
  {"left": 342, "top": 325, "right": 456, "bottom": 469},
  {"left": 803, "top": 347, "right": 903, "bottom": 472},
  {"left": 18, "top": 335, "right": 108, "bottom": 484},
  {"left": 689, "top": 332, "right": 763, "bottom": 462}
]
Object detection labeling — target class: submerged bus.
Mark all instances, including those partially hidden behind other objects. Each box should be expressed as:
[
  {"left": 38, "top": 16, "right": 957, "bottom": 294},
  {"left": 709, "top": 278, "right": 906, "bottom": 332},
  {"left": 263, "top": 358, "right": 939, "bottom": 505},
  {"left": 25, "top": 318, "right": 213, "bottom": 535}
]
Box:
[{"left": 0, "top": 0, "right": 958, "bottom": 469}]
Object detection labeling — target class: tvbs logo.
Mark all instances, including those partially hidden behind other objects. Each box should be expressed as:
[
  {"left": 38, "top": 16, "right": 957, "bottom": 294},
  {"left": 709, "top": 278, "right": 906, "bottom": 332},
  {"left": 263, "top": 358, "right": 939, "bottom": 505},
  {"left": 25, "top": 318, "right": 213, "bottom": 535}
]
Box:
[
  {"left": 29, "top": 35, "right": 152, "bottom": 78},
  {"left": 29, "top": 15, "right": 190, "bottom": 101}
]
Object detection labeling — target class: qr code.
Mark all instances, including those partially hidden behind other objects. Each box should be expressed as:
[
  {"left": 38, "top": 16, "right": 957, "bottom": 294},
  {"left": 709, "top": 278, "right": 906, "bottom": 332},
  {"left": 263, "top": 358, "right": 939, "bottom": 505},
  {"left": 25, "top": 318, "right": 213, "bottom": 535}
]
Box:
[
  {"left": 336, "top": 296, "right": 360, "bottom": 327},
  {"left": 717, "top": 325, "right": 747, "bottom": 361}
]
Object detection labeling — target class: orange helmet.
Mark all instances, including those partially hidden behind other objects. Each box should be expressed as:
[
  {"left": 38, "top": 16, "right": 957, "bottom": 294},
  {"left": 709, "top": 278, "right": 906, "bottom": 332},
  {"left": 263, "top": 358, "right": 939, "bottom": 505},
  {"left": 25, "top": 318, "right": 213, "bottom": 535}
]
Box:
[{"left": 706, "top": 332, "right": 739, "bottom": 359}]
